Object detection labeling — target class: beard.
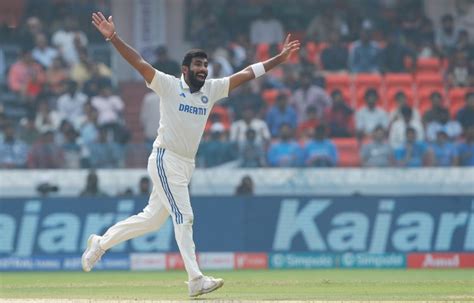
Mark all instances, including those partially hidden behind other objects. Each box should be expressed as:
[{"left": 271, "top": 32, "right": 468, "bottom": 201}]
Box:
[{"left": 188, "top": 70, "right": 206, "bottom": 90}]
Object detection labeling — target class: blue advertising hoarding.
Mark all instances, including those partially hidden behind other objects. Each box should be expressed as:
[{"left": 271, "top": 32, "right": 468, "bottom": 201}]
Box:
[{"left": 1, "top": 196, "right": 473, "bottom": 259}]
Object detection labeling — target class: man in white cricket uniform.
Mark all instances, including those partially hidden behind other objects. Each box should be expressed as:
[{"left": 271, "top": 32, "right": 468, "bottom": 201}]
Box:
[{"left": 85, "top": 11, "right": 300, "bottom": 297}]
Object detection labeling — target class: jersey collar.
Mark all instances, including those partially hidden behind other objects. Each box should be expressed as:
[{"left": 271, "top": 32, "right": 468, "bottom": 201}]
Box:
[{"left": 180, "top": 74, "right": 204, "bottom": 94}]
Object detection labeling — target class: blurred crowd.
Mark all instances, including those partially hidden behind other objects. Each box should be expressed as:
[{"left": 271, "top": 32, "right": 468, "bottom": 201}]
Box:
[{"left": 1, "top": 0, "right": 474, "bottom": 169}]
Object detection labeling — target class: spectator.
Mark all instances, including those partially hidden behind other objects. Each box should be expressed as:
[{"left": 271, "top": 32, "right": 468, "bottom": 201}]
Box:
[
  {"left": 82, "top": 67, "right": 112, "bottom": 98},
  {"left": 290, "top": 72, "right": 331, "bottom": 122},
  {"left": 267, "top": 123, "right": 302, "bottom": 167},
  {"left": 297, "top": 106, "right": 319, "bottom": 139},
  {"left": 8, "top": 48, "right": 46, "bottom": 100},
  {"left": 138, "top": 176, "right": 150, "bottom": 196},
  {"left": 140, "top": 92, "right": 161, "bottom": 148},
  {"left": 32, "top": 33, "right": 59, "bottom": 68},
  {"left": 88, "top": 126, "right": 123, "bottom": 168},
  {"left": 436, "top": 14, "right": 460, "bottom": 57},
  {"left": 80, "top": 170, "right": 107, "bottom": 197},
  {"left": 389, "top": 106, "right": 424, "bottom": 148},
  {"left": 380, "top": 32, "right": 416, "bottom": 73},
  {"left": 355, "top": 89, "right": 388, "bottom": 139},
  {"left": 91, "top": 81, "right": 126, "bottom": 142},
  {"left": 423, "top": 92, "right": 450, "bottom": 125},
  {"left": 389, "top": 91, "right": 421, "bottom": 124},
  {"left": 325, "top": 90, "right": 354, "bottom": 138},
  {"left": 455, "top": 30, "right": 474, "bottom": 64},
  {"left": 447, "top": 50, "right": 473, "bottom": 88},
  {"left": 426, "top": 110, "right": 462, "bottom": 142},
  {"left": 230, "top": 105, "right": 270, "bottom": 146},
  {"left": 34, "top": 97, "right": 61, "bottom": 134},
  {"left": 266, "top": 93, "right": 297, "bottom": 137},
  {"left": 394, "top": 127, "right": 431, "bottom": 167},
  {"left": 18, "top": 16, "right": 44, "bottom": 50},
  {"left": 456, "top": 91, "right": 474, "bottom": 130},
  {"left": 61, "top": 127, "right": 81, "bottom": 169},
  {"left": 57, "top": 80, "right": 88, "bottom": 126},
  {"left": 208, "top": 48, "right": 234, "bottom": 78},
  {"left": 197, "top": 123, "right": 235, "bottom": 168},
  {"left": 235, "top": 175, "right": 254, "bottom": 196},
  {"left": 321, "top": 31, "right": 349, "bottom": 72},
  {"left": 303, "top": 124, "right": 338, "bottom": 167},
  {"left": 71, "top": 48, "right": 112, "bottom": 88},
  {"left": 18, "top": 114, "right": 40, "bottom": 145},
  {"left": 360, "top": 125, "right": 393, "bottom": 167},
  {"left": 0, "top": 123, "right": 29, "bottom": 168},
  {"left": 458, "top": 126, "right": 474, "bottom": 166},
  {"left": 78, "top": 103, "right": 99, "bottom": 146},
  {"left": 45, "top": 57, "right": 69, "bottom": 96},
  {"left": 52, "top": 16, "right": 88, "bottom": 65},
  {"left": 238, "top": 129, "right": 266, "bottom": 168},
  {"left": 431, "top": 130, "right": 458, "bottom": 167},
  {"left": 349, "top": 27, "right": 381, "bottom": 73},
  {"left": 28, "top": 130, "right": 64, "bottom": 168},
  {"left": 228, "top": 83, "right": 265, "bottom": 117},
  {"left": 151, "top": 46, "right": 180, "bottom": 77},
  {"left": 306, "top": 8, "right": 347, "bottom": 42},
  {"left": 249, "top": 6, "right": 284, "bottom": 45}
]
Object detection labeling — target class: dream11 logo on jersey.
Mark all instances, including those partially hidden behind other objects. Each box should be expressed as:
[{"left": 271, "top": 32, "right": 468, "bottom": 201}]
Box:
[{"left": 272, "top": 198, "right": 474, "bottom": 253}]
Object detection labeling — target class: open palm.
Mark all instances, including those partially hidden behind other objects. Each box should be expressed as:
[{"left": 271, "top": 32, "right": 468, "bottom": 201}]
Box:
[
  {"left": 280, "top": 34, "right": 301, "bottom": 62},
  {"left": 92, "top": 12, "right": 115, "bottom": 39}
]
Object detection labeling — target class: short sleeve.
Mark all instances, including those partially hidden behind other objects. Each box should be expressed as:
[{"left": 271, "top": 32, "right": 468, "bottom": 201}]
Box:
[
  {"left": 145, "top": 69, "right": 176, "bottom": 96},
  {"left": 208, "top": 77, "right": 230, "bottom": 104}
]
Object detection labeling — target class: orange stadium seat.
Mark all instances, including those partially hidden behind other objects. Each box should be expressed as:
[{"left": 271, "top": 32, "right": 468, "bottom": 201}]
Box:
[
  {"left": 416, "top": 57, "right": 442, "bottom": 73},
  {"left": 415, "top": 73, "right": 444, "bottom": 90},
  {"left": 384, "top": 73, "right": 413, "bottom": 88},
  {"left": 256, "top": 43, "right": 270, "bottom": 61},
  {"left": 448, "top": 88, "right": 471, "bottom": 108},
  {"left": 355, "top": 73, "right": 383, "bottom": 88},
  {"left": 333, "top": 138, "right": 361, "bottom": 167},
  {"left": 449, "top": 102, "right": 464, "bottom": 118},
  {"left": 325, "top": 73, "right": 351, "bottom": 94}
]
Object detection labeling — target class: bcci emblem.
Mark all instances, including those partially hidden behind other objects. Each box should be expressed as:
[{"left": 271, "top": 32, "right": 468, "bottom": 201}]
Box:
[{"left": 201, "top": 96, "right": 209, "bottom": 104}]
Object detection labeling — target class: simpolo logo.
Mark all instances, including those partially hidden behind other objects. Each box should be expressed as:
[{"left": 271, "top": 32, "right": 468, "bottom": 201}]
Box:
[
  {"left": 270, "top": 253, "right": 334, "bottom": 269},
  {"left": 341, "top": 253, "right": 405, "bottom": 268}
]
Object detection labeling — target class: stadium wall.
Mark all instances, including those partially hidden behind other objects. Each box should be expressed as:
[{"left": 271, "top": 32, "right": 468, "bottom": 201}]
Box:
[
  {"left": 0, "top": 195, "right": 473, "bottom": 271},
  {"left": 1, "top": 168, "right": 474, "bottom": 197}
]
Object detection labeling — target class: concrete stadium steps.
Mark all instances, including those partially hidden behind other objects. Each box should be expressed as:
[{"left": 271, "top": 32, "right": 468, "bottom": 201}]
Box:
[{"left": 119, "top": 82, "right": 148, "bottom": 143}]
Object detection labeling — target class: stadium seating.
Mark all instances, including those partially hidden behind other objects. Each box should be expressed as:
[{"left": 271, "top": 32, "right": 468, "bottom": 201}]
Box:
[
  {"left": 415, "top": 73, "right": 444, "bottom": 90},
  {"left": 333, "top": 138, "right": 361, "bottom": 167},
  {"left": 416, "top": 57, "right": 442, "bottom": 74},
  {"left": 384, "top": 73, "right": 413, "bottom": 89}
]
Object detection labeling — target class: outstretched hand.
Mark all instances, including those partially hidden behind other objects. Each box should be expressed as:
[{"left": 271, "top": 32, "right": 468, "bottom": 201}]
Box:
[
  {"left": 280, "top": 34, "right": 301, "bottom": 62},
  {"left": 92, "top": 12, "right": 115, "bottom": 39}
]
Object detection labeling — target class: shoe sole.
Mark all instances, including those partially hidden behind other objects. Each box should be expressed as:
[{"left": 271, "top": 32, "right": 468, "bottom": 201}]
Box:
[
  {"left": 189, "top": 279, "right": 224, "bottom": 297},
  {"left": 81, "top": 234, "right": 95, "bottom": 272}
]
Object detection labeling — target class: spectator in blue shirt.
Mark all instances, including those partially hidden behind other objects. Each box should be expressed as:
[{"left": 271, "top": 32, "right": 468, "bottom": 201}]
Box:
[
  {"left": 197, "top": 123, "right": 236, "bottom": 168},
  {"left": 238, "top": 129, "right": 266, "bottom": 167},
  {"left": 267, "top": 123, "right": 302, "bottom": 167},
  {"left": 349, "top": 27, "right": 381, "bottom": 73},
  {"left": 394, "top": 127, "right": 431, "bottom": 167},
  {"left": 457, "top": 91, "right": 474, "bottom": 130},
  {"left": 0, "top": 123, "right": 29, "bottom": 168},
  {"left": 431, "top": 130, "right": 458, "bottom": 166},
  {"left": 88, "top": 126, "right": 123, "bottom": 168},
  {"left": 458, "top": 126, "right": 474, "bottom": 166},
  {"left": 266, "top": 93, "right": 297, "bottom": 137},
  {"left": 303, "top": 124, "right": 338, "bottom": 167}
]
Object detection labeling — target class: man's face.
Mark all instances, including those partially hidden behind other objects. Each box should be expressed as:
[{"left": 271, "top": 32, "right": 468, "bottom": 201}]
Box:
[
  {"left": 366, "top": 94, "right": 377, "bottom": 107},
  {"left": 185, "top": 57, "right": 208, "bottom": 89},
  {"left": 373, "top": 128, "right": 385, "bottom": 141},
  {"left": 406, "top": 130, "right": 416, "bottom": 143},
  {"left": 442, "top": 19, "right": 453, "bottom": 32},
  {"left": 467, "top": 95, "right": 474, "bottom": 108},
  {"left": 396, "top": 94, "right": 407, "bottom": 106},
  {"left": 431, "top": 94, "right": 442, "bottom": 107},
  {"left": 436, "top": 132, "right": 447, "bottom": 144},
  {"left": 280, "top": 125, "right": 292, "bottom": 140}
]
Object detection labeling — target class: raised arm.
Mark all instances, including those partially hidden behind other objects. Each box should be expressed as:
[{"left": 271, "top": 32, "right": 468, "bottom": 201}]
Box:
[
  {"left": 228, "top": 34, "right": 300, "bottom": 93},
  {"left": 92, "top": 12, "right": 155, "bottom": 83}
]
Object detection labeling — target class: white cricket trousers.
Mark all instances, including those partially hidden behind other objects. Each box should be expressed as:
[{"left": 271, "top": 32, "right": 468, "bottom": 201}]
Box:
[{"left": 100, "top": 147, "right": 202, "bottom": 281}]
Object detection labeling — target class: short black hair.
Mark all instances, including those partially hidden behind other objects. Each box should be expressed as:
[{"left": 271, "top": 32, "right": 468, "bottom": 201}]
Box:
[
  {"left": 365, "top": 88, "right": 378, "bottom": 99},
  {"left": 182, "top": 49, "right": 208, "bottom": 67}
]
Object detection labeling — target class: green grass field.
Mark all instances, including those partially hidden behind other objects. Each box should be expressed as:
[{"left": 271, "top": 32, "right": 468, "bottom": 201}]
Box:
[{"left": 0, "top": 269, "right": 473, "bottom": 301}]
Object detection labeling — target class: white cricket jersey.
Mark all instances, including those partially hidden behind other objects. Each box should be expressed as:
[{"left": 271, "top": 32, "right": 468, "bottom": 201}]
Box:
[{"left": 146, "top": 69, "right": 230, "bottom": 160}]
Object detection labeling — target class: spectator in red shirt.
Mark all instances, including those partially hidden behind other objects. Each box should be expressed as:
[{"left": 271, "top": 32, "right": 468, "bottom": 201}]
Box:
[
  {"left": 8, "top": 48, "right": 46, "bottom": 100},
  {"left": 297, "top": 105, "right": 319, "bottom": 139},
  {"left": 325, "top": 89, "right": 354, "bottom": 137}
]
